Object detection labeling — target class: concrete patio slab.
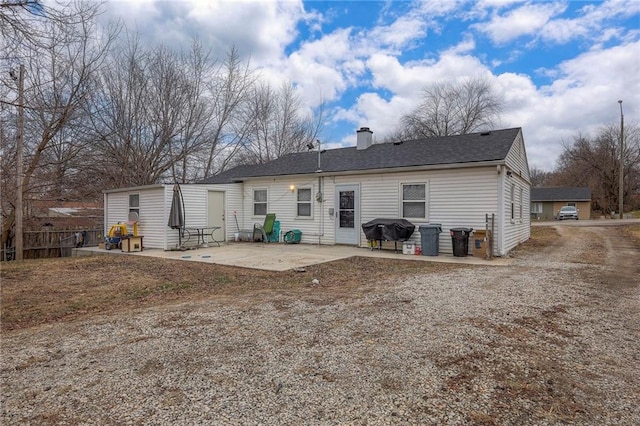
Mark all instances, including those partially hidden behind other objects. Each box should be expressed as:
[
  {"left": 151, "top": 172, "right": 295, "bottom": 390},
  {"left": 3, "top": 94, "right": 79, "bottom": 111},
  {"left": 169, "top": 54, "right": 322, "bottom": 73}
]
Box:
[{"left": 75, "top": 242, "right": 511, "bottom": 271}]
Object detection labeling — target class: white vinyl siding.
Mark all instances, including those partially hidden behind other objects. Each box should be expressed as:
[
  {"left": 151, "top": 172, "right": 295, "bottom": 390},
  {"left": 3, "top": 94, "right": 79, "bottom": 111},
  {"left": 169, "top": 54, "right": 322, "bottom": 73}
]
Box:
[
  {"left": 351, "top": 167, "right": 499, "bottom": 254},
  {"left": 241, "top": 179, "right": 329, "bottom": 245},
  {"left": 104, "top": 186, "right": 164, "bottom": 249},
  {"left": 505, "top": 130, "right": 531, "bottom": 183}
]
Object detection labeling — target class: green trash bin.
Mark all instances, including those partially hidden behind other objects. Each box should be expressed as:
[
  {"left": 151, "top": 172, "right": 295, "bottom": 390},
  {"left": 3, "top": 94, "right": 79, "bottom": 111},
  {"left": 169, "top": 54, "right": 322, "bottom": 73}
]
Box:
[{"left": 284, "top": 229, "right": 302, "bottom": 244}]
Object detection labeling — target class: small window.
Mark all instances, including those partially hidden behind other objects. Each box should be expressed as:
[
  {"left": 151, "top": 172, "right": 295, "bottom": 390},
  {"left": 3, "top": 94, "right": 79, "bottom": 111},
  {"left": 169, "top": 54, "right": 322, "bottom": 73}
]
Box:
[
  {"left": 296, "top": 188, "right": 312, "bottom": 217},
  {"left": 402, "top": 183, "right": 426, "bottom": 219},
  {"left": 129, "top": 193, "right": 139, "bottom": 216},
  {"left": 510, "top": 184, "right": 515, "bottom": 221},
  {"left": 531, "top": 203, "right": 543, "bottom": 214},
  {"left": 519, "top": 188, "right": 523, "bottom": 220},
  {"left": 567, "top": 202, "right": 576, "bottom": 207},
  {"left": 253, "top": 189, "right": 267, "bottom": 216}
]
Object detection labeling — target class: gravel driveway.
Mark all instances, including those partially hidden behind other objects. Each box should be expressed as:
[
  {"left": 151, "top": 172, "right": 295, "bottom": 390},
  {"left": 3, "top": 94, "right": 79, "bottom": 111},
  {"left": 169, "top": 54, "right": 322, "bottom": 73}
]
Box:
[{"left": 2, "top": 225, "right": 639, "bottom": 425}]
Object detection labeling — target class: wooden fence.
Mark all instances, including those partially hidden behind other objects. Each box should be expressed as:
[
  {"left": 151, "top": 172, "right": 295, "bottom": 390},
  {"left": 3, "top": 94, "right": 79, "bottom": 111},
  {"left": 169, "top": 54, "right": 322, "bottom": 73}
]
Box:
[{"left": 2, "top": 228, "right": 102, "bottom": 261}]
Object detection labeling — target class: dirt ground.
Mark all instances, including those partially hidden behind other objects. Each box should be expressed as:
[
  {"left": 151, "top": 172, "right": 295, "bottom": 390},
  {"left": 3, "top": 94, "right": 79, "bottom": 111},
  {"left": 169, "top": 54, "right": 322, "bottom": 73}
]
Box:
[{"left": 1, "top": 225, "right": 639, "bottom": 425}]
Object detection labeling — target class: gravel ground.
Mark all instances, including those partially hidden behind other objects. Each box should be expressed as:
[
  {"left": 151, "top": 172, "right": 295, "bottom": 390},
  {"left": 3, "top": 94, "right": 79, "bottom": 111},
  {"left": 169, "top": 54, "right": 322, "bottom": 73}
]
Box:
[{"left": 1, "top": 225, "right": 639, "bottom": 425}]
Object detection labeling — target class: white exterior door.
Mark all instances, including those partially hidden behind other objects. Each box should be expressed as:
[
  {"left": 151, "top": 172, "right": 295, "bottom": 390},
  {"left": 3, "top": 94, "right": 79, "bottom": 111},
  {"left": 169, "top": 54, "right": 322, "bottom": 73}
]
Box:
[
  {"left": 335, "top": 184, "right": 360, "bottom": 245},
  {"left": 207, "top": 191, "right": 225, "bottom": 242}
]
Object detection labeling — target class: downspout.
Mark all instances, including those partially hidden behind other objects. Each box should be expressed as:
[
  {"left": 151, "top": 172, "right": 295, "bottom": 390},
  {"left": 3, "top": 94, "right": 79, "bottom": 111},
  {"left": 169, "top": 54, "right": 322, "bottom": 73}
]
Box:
[
  {"left": 318, "top": 176, "right": 324, "bottom": 245},
  {"left": 103, "top": 192, "right": 108, "bottom": 241},
  {"left": 497, "top": 165, "right": 506, "bottom": 256}
]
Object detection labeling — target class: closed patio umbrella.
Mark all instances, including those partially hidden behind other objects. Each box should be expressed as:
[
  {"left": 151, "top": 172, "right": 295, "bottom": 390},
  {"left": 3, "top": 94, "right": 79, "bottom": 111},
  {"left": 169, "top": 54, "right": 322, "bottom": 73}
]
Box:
[{"left": 168, "top": 183, "right": 185, "bottom": 247}]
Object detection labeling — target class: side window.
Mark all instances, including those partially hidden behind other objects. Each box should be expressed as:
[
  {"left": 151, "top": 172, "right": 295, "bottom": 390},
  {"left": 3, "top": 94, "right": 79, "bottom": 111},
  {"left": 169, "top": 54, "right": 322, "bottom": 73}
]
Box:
[
  {"left": 402, "top": 183, "right": 427, "bottom": 219},
  {"left": 519, "top": 188, "right": 523, "bottom": 220},
  {"left": 567, "top": 202, "right": 576, "bottom": 207},
  {"left": 531, "top": 203, "right": 543, "bottom": 214},
  {"left": 253, "top": 189, "right": 267, "bottom": 216},
  {"left": 296, "top": 188, "right": 312, "bottom": 217},
  {"left": 129, "top": 193, "right": 139, "bottom": 216},
  {"left": 510, "top": 183, "right": 515, "bottom": 221}
]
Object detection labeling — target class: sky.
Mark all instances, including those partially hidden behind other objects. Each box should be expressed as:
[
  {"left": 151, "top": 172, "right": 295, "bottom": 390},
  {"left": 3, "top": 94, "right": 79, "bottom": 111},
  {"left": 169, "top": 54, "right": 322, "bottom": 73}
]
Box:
[{"left": 103, "top": 0, "right": 640, "bottom": 171}]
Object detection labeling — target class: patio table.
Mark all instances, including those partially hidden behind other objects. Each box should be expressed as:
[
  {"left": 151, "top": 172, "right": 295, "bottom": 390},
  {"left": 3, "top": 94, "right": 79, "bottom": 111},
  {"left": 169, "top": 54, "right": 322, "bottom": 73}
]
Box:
[{"left": 183, "top": 226, "right": 221, "bottom": 247}]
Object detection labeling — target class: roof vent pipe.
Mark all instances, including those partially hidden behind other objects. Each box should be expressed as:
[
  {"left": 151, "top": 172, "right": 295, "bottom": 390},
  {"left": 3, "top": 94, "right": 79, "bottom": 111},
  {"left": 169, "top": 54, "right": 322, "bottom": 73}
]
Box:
[{"left": 356, "top": 127, "right": 373, "bottom": 150}]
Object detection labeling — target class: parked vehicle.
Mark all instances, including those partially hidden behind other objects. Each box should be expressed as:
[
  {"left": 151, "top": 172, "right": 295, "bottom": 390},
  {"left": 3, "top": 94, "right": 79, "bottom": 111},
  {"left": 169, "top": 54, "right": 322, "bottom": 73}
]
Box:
[{"left": 558, "top": 206, "right": 579, "bottom": 220}]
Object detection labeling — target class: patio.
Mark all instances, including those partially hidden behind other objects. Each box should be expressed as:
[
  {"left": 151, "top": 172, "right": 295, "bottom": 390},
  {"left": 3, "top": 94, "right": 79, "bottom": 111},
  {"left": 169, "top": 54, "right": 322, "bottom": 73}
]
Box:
[{"left": 75, "top": 242, "right": 511, "bottom": 271}]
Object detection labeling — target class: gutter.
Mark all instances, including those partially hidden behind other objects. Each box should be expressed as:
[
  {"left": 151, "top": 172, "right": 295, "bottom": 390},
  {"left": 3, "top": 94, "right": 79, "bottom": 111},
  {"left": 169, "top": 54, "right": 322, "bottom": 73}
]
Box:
[
  {"left": 103, "top": 184, "right": 166, "bottom": 194},
  {"left": 229, "top": 160, "right": 506, "bottom": 183}
]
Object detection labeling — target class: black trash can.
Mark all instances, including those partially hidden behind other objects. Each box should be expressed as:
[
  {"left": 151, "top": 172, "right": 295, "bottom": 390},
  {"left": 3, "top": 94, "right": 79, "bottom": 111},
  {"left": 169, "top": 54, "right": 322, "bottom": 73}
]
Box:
[
  {"left": 418, "top": 224, "right": 442, "bottom": 256},
  {"left": 450, "top": 227, "right": 473, "bottom": 257}
]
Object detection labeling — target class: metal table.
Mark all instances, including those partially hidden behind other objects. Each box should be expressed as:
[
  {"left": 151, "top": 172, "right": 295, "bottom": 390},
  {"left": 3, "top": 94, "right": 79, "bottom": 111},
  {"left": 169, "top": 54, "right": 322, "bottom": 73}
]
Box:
[{"left": 183, "top": 226, "right": 221, "bottom": 247}]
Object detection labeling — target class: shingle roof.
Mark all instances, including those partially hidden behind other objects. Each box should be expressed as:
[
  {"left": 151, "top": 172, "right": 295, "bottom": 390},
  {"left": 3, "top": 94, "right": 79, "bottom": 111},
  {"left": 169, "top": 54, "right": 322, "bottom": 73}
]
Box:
[
  {"left": 200, "top": 128, "right": 521, "bottom": 184},
  {"left": 531, "top": 187, "right": 591, "bottom": 202}
]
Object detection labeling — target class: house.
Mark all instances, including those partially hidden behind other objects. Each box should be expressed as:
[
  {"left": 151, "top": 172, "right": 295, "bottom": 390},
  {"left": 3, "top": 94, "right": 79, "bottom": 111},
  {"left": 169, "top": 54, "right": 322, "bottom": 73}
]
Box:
[
  {"left": 530, "top": 187, "right": 591, "bottom": 220},
  {"left": 104, "top": 127, "right": 531, "bottom": 256}
]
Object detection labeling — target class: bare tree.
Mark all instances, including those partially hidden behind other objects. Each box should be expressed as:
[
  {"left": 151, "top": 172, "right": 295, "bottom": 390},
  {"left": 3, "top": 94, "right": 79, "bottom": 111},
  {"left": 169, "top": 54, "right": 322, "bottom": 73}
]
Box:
[
  {"left": 198, "top": 46, "right": 256, "bottom": 179},
  {"left": 529, "top": 166, "right": 554, "bottom": 187},
  {"left": 391, "top": 76, "right": 503, "bottom": 140},
  {"left": 239, "top": 81, "right": 324, "bottom": 164},
  {"left": 84, "top": 36, "right": 220, "bottom": 187},
  {"left": 551, "top": 124, "right": 640, "bottom": 213},
  {"left": 1, "top": 0, "right": 117, "bottom": 251}
]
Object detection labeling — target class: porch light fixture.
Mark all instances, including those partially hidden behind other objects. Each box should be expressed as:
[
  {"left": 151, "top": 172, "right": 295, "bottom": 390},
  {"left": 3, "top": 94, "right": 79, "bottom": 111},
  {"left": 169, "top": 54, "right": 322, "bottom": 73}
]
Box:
[{"left": 290, "top": 185, "right": 295, "bottom": 192}]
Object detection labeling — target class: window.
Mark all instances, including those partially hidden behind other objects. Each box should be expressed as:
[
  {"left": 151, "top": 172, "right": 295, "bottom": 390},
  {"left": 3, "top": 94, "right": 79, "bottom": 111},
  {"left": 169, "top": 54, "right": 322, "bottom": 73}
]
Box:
[
  {"left": 402, "top": 183, "right": 426, "bottom": 219},
  {"left": 519, "top": 188, "right": 523, "bottom": 220},
  {"left": 253, "top": 189, "right": 267, "bottom": 216},
  {"left": 129, "top": 193, "right": 139, "bottom": 216},
  {"left": 510, "top": 183, "right": 515, "bottom": 221},
  {"left": 567, "top": 202, "right": 576, "bottom": 207},
  {"left": 296, "top": 187, "right": 312, "bottom": 217},
  {"left": 531, "top": 203, "right": 543, "bottom": 214}
]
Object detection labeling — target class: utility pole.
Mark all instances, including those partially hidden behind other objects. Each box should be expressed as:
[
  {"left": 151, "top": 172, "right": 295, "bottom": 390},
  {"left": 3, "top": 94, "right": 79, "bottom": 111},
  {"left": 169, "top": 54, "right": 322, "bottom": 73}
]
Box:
[
  {"left": 15, "top": 64, "right": 25, "bottom": 259},
  {"left": 618, "top": 100, "right": 624, "bottom": 220}
]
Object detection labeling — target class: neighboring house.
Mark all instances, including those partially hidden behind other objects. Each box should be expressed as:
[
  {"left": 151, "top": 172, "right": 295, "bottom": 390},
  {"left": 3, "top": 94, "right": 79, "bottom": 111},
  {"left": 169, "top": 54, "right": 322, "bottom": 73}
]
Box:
[
  {"left": 530, "top": 187, "right": 591, "bottom": 221},
  {"left": 104, "top": 127, "right": 531, "bottom": 256}
]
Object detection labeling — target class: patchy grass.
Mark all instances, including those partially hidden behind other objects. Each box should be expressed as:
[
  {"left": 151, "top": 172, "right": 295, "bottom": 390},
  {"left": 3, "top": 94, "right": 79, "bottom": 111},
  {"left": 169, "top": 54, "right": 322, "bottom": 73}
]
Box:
[
  {"left": 620, "top": 224, "right": 640, "bottom": 246},
  {"left": 1, "top": 255, "right": 458, "bottom": 332},
  {"left": 510, "top": 226, "right": 561, "bottom": 255}
]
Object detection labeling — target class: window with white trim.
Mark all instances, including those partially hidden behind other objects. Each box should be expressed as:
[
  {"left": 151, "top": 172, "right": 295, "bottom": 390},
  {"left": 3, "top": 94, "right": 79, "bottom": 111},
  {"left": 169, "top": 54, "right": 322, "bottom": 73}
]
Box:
[
  {"left": 519, "top": 188, "right": 523, "bottom": 220},
  {"left": 402, "top": 183, "right": 427, "bottom": 219},
  {"left": 510, "top": 183, "right": 515, "bottom": 221},
  {"left": 531, "top": 203, "right": 543, "bottom": 214},
  {"left": 129, "top": 193, "right": 139, "bottom": 216},
  {"left": 253, "top": 189, "right": 267, "bottom": 216},
  {"left": 296, "top": 187, "right": 312, "bottom": 217},
  {"left": 567, "top": 202, "right": 576, "bottom": 207}
]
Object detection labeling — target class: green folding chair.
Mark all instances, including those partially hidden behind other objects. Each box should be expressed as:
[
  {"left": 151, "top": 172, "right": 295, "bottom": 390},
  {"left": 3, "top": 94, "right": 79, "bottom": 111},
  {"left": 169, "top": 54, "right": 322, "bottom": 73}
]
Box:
[{"left": 253, "top": 213, "right": 276, "bottom": 242}]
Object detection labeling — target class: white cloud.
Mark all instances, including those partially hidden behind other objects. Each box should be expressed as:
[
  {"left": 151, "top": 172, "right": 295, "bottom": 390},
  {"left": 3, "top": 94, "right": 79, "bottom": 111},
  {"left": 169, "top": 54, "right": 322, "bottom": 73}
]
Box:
[
  {"left": 104, "top": 0, "right": 306, "bottom": 63},
  {"left": 474, "top": 2, "right": 567, "bottom": 44}
]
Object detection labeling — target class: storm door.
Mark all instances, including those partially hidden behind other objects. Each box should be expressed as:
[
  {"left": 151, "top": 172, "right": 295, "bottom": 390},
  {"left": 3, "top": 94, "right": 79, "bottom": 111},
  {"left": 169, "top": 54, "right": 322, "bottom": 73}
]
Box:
[{"left": 334, "top": 184, "right": 360, "bottom": 245}]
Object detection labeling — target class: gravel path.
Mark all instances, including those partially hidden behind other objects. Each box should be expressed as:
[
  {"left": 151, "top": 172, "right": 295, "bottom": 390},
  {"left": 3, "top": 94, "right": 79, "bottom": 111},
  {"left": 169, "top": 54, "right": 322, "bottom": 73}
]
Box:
[{"left": 2, "top": 225, "right": 639, "bottom": 425}]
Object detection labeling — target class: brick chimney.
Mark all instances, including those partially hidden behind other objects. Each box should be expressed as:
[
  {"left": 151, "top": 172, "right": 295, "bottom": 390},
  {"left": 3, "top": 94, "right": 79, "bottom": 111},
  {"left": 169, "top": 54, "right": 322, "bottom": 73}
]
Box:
[{"left": 356, "top": 127, "right": 373, "bottom": 150}]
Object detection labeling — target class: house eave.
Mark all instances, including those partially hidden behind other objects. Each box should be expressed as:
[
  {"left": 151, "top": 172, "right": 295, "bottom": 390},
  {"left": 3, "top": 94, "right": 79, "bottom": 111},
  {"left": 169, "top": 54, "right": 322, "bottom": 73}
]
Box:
[
  {"left": 103, "top": 184, "right": 166, "bottom": 194},
  {"left": 230, "top": 160, "right": 506, "bottom": 182}
]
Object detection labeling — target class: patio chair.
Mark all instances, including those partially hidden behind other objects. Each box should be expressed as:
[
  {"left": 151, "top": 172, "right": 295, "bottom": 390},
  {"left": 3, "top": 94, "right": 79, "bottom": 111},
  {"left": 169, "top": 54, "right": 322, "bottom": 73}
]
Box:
[{"left": 253, "top": 213, "right": 276, "bottom": 242}]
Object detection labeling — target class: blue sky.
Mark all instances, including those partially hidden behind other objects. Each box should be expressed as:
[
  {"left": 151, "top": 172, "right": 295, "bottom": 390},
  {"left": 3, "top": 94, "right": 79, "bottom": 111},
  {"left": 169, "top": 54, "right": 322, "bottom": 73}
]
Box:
[{"left": 104, "top": 0, "right": 640, "bottom": 171}]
